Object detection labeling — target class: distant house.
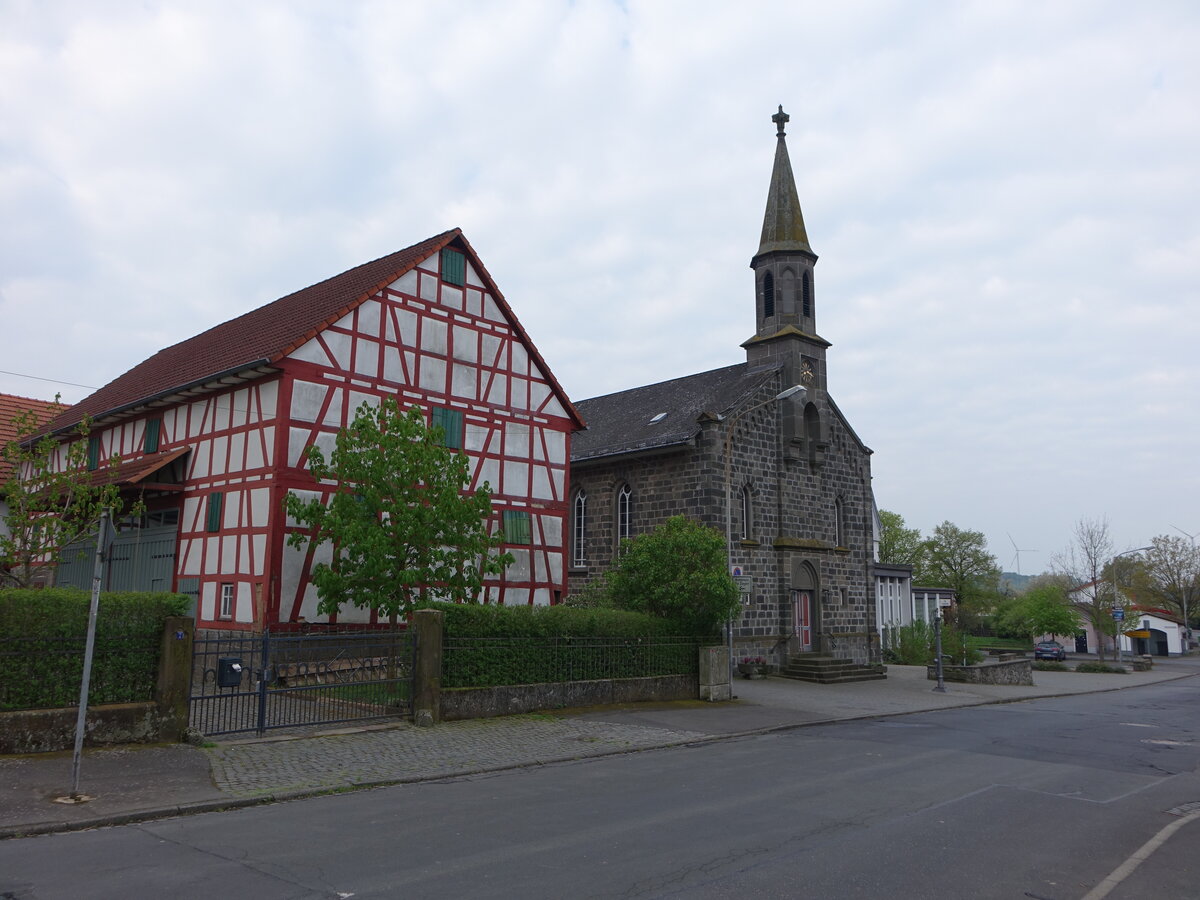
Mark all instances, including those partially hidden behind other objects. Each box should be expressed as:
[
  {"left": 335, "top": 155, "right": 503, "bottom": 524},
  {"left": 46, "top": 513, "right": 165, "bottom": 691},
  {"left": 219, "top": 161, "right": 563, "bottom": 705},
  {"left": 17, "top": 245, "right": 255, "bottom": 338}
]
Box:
[
  {"left": 1119, "top": 607, "right": 1185, "bottom": 657},
  {"left": 0, "top": 392, "right": 62, "bottom": 583},
  {"left": 35, "top": 229, "right": 582, "bottom": 628}
]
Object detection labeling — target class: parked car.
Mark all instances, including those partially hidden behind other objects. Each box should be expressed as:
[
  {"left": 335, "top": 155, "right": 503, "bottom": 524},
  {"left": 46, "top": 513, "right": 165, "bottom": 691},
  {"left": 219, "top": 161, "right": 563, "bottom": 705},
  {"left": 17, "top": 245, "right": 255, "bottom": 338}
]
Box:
[{"left": 1034, "top": 640, "right": 1067, "bottom": 661}]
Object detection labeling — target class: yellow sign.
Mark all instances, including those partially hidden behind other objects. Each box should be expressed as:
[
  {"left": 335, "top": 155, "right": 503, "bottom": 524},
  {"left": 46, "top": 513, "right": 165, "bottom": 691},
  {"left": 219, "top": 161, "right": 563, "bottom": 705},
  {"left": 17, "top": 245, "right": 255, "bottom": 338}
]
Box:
[{"left": 1124, "top": 629, "right": 1151, "bottom": 639}]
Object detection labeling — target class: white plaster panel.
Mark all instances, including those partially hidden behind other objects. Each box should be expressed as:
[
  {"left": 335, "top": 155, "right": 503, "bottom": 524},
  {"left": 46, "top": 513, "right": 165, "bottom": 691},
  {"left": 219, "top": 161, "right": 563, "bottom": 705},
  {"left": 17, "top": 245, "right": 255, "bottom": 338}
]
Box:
[
  {"left": 419, "top": 357, "right": 446, "bottom": 393},
  {"left": 183, "top": 496, "right": 203, "bottom": 532},
  {"left": 358, "top": 299, "right": 382, "bottom": 337},
  {"left": 503, "top": 460, "right": 528, "bottom": 493},
  {"left": 487, "top": 431, "right": 502, "bottom": 455},
  {"left": 502, "top": 588, "right": 527, "bottom": 606},
  {"left": 231, "top": 388, "right": 249, "bottom": 427},
  {"left": 205, "top": 536, "right": 220, "bottom": 572},
  {"left": 238, "top": 535, "right": 250, "bottom": 574},
  {"left": 390, "top": 270, "right": 418, "bottom": 296},
  {"left": 510, "top": 377, "right": 529, "bottom": 410},
  {"left": 547, "top": 552, "right": 563, "bottom": 584},
  {"left": 189, "top": 400, "right": 207, "bottom": 439},
  {"left": 506, "top": 425, "right": 530, "bottom": 458},
  {"left": 285, "top": 490, "right": 322, "bottom": 527},
  {"left": 395, "top": 309, "right": 418, "bottom": 347},
  {"left": 551, "top": 470, "right": 564, "bottom": 499},
  {"left": 507, "top": 548, "right": 531, "bottom": 580},
  {"left": 477, "top": 457, "right": 500, "bottom": 491},
  {"left": 510, "top": 343, "right": 529, "bottom": 377},
  {"left": 250, "top": 488, "right": 271, "bottom": 528},
  {"left": 465, "top": 262, "right": 483, "bottom": 288},
  {"left": 451, "top": 364, "right": 477, "bottom": 400},
  {"left": 288, "top": 427, "right": 312, "bottom": 468},
  {"left": 354, "top": 338, "right": 379, "bottom": 377},
  {"left": 540, "top": 515, "right": 562, "bottom": 547},
  {"left": 227, "top": 431, "right": 247, "bottom": 475},
  {"left": 544, "top": 431, "right": 565, "bottom": 465},
  {"left": 481, "top": 333, "right": 503, "bottom": 367},
  {"left": 251, "top": 534, "right": 266, "bottom": 575},
  {"left": 289, "top": 337, "right": 332, "bottom": 367},
  {"left": 421, "top": 319, "right": 447, "bottom": 356},
  {"left": 221, "top": 535, "right": 237, "bottom": 571},
  {"left": 531, "top": 466, "right": 553, "bottom": 500},
  {"left": 222, "top": 491, "right": 241, "bottom": 530},
  {"left": 201, "top": 582, "right": 215, "bottom": 621},
  {"left": 464, "top": 423, "right": 489, "bottom": 453},
  {"left": 322, "top": 390, "right": 344, "bottom": 427},
  {"left": 383, "top": 347, "right": 407, "bottom": 385},
  {"left": 533, "top": 588, "right": 551, "bottom": 607},
  {"left": 440, "top": 285, "right": 464, "bottom": 311},
  {"left": 487, "top": 374, "right": 507, "bottom": 406},
  {"left": 261, "top": 426, "right": 275, "bottom": 465},
  {"left": 531, "top": 431, "right": 546, "bottom": 462},
  {"left": 530, "top": 381, "right": 550, "bottom": 411},
  {"left": 280, "top": 542, "right": 304, "bottom": 616},
  {"left": 163, "top": 408, "right": 179, "bottom": 441},
  {"left": 236, "top": 583, "right": 253, "bottom": 623},
  {"left": 483, "top": 295, "right": 504, "bottom": 324},
  {"left": 179, "top": 538, "right": 200, "bottom": 576},
  {"left": 348, "top": 390, "right": 376, "bottom": 415},
  {"left": 246, "top": 430, "right": 265, "bottom": 471},
  {"left": 258, "top": 380, "right": 279, "bottom": 418},
  {"left": 313, "top": 431, "right": 336, "bottom": 466},
  {"left": 540, "top": 397, "right": 567, "bottom": 418},
  {"left": 419, "top": 272, "right": 438, "bottom": 301},
  {"left": 535, "top": 551, "right": 547, "bottom": 583},
  {"left": 211, "top": 435, "right": 229, "bottom": 477},
  {"left": 466, "top": 289, "right": 482, "bottom": 316},
  {"left": 324, "top": 331, "right": 352, "bottom": 371},
  {"left": 338, "top": 603, "right": 371, "bottom": 624},
  {"left": 451, "top": 325, "right": 478, "bottom": 363},
  {"left": 191, "top": 442, "right": 211, "bottom": 480},
  {"left": 291, "top": 381, "right": 327, "bottom": 423}
]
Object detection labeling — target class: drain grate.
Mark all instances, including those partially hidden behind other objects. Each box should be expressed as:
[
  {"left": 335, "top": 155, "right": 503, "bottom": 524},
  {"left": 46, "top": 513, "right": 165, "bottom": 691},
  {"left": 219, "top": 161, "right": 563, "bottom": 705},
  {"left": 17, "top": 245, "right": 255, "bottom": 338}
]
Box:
[{"left": 1166, "top": 801, "right": 1200, "bottom": 817}]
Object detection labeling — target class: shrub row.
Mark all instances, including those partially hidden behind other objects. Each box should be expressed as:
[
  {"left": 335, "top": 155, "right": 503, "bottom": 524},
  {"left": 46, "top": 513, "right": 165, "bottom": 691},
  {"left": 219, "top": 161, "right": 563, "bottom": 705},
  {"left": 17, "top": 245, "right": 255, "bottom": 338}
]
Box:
[
  {"left": 0, "top": 588, "right": 188, "bottom": 711},
  {"left": 1075, "top": 662, "right": 1127, "bottom": 674}
]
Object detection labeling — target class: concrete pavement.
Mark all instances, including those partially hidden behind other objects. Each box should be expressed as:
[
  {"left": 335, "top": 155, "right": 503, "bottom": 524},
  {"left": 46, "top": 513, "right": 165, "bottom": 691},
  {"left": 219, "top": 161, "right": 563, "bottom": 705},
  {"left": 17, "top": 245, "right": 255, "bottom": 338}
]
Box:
[{"left": 3, "top": 657, "right": 1197, "bottom": 839}]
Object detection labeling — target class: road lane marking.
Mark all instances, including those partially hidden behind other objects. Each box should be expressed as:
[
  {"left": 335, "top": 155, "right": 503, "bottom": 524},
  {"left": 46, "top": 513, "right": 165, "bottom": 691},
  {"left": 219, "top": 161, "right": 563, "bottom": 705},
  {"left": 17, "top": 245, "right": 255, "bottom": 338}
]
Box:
[{"left": 1079, "top": 810, "right": 1200, "bottom": 900}]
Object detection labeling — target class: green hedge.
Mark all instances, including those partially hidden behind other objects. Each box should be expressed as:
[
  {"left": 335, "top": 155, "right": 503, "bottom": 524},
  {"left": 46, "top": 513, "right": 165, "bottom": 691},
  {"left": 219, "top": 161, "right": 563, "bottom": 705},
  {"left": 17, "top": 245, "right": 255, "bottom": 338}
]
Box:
[
  {"left": 419, "top": 602, "right": 709, "bottom": 688},
  {"left": 0, "top": 588, "right": 189, "bottom": 711},
  {"left": 1075, "top": 662, "right": 1127, "bottom": 674}
]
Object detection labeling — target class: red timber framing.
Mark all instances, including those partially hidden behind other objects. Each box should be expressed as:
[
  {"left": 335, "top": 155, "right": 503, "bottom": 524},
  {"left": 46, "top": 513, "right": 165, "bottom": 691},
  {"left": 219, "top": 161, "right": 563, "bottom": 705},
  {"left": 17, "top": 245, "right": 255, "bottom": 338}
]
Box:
[{"left": 36, "top": 229, "right": 581, "bottom": 630}]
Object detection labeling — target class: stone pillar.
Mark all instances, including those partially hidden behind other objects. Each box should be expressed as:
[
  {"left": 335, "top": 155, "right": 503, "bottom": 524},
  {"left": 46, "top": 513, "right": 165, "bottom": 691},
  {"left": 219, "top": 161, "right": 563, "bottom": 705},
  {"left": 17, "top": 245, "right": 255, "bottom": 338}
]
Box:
[
  {"left": 155, "top": 616, "right": 194, "bottom": 742},
  {"left": 699, "top": 645, "right": 731, "bottom": 701},
  {"left": 412, "top": 609, "right": 444, "bottom": 726}
]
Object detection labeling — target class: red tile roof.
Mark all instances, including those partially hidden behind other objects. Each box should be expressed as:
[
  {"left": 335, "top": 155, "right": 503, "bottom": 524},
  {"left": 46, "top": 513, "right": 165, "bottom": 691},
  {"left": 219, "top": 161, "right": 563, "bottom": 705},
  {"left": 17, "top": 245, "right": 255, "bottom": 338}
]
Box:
[
  {"left": 42, "top": 229, "right": 583, "bottom": 435},
  {"left": 0, "top": 393, "right": 62, "bottom": 483}
]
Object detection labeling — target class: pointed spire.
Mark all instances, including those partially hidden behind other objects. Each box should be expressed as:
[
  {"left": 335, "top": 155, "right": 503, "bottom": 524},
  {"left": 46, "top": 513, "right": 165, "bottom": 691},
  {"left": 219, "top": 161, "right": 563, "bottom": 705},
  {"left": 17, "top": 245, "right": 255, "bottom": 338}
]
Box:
[{"left": 757, "top": 105, "right": 813, "bottom": 257}]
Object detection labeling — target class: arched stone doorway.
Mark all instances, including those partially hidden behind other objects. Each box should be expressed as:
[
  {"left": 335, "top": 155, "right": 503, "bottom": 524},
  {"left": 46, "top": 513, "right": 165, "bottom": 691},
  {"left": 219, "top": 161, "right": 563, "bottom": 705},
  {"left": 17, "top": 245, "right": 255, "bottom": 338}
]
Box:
[{"left": 789, "top": 559, "right": 820, "bottom": 653}]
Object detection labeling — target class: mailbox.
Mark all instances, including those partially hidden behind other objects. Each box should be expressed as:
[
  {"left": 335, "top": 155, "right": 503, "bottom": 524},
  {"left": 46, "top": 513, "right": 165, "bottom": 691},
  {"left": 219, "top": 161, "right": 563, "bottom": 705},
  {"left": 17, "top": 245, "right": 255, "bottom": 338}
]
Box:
[{"left": 217, "top": 657, "right": 244, "bottom": 688}]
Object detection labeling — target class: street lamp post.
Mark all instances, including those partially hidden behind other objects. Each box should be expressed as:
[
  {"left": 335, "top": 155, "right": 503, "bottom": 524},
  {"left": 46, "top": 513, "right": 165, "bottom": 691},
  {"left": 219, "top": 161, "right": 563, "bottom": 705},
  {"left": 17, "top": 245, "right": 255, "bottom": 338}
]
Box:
[
  {"left": 723, "top": 384, "right": 806, "bottom": 682},
  {"left": 1111, "top": 546, "right": 1151, "bottom": 666}
]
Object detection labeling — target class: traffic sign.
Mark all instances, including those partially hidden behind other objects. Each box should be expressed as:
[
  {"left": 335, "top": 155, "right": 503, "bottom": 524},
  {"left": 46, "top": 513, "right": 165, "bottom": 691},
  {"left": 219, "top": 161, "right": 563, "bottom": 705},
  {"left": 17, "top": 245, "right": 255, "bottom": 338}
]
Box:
[
  {"left": 1125, "top": 629, "right": 1151, "bottom": 639},
  {"left": 1112, "top": 607, "right": 1125, "bottom": 621},
  {"left": 734, "top": 575, "right": 753, "bottom": 594}
]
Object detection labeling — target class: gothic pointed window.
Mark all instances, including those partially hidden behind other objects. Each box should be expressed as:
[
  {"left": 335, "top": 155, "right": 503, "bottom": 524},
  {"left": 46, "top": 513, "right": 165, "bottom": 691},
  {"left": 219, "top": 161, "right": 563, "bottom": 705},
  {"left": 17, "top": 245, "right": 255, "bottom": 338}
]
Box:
[
  {"left": 739, "top": 485, "right": 752, "bottom": 541},
  {"left": 835, "top": 496, "right": 845, "bottom": 547},
  {"left": 572, "top": 490, "right": 587, "bottom": 567},
  {"left": 762, "top": 272, "right": 775, "bottom": 319},
  {"left": 802, "top": 271, "right": 812, "bottom": 318},
  {"left": 617, "top": 483, "right": 632, "bottom": 549}
]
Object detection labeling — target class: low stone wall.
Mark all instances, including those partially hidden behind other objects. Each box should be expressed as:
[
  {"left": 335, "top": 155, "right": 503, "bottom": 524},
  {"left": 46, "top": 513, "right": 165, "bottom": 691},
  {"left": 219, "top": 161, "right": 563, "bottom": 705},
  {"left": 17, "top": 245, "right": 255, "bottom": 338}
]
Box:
[
  {"left": 0, "top": 703, "right": 175, "bottom": 755},
  {"left": 927, "top": 658, "right": 1033, "bottom": 686},
  {"left": 440, "top": 674, "right": 698, "bottom": 721}
]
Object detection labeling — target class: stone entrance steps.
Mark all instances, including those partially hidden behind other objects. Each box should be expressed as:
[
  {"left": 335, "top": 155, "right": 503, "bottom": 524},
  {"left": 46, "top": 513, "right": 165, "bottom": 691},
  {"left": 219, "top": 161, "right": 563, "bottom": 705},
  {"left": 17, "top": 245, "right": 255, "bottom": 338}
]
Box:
[{"left": 778, "top": 652, "right": 887, "bottom": 684}]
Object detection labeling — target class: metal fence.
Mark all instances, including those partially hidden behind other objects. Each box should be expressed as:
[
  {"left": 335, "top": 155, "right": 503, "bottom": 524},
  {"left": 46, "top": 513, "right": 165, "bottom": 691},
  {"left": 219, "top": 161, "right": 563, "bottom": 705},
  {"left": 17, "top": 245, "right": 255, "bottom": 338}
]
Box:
[
  {"left": 189, "top": 628, "right": 415, "bottom": 737},
  {"left": 0, "top": 633, "right": 161, "bottom": 711},
  {"left": 442, "top": 635, "right": 703, "bottom": 689}
]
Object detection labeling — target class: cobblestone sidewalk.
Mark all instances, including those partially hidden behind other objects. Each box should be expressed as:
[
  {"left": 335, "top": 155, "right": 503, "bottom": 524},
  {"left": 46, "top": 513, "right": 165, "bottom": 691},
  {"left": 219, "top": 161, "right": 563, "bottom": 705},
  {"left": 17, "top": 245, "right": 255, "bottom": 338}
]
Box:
[{"left": 207, "top": 715, "right": 710, "bottom": 798}]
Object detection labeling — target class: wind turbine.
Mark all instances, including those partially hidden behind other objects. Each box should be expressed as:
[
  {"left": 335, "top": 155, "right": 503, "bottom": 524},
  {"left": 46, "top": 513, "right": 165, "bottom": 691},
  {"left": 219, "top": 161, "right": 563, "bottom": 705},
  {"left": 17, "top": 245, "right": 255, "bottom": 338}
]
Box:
[{"left": 1007, "top": 533, "right": 1037, "bottom": 576}]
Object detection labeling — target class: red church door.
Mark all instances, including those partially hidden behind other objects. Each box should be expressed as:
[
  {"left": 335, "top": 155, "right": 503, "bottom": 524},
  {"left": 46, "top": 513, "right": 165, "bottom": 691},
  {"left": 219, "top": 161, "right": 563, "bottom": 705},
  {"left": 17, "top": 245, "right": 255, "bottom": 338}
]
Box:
[{"left": 793, "top": 590, "right": 813, "bottom": 651}]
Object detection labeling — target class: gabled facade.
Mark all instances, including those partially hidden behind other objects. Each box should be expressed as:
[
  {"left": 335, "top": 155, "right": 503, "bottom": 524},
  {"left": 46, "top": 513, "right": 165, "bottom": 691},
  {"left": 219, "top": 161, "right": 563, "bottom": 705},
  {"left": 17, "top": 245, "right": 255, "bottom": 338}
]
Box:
[
  {"left": 568, "top": 108, "right": 879, "bottom": 667},
  {"left": 41, "top": 230, "right": 582, "bottom": 628}
]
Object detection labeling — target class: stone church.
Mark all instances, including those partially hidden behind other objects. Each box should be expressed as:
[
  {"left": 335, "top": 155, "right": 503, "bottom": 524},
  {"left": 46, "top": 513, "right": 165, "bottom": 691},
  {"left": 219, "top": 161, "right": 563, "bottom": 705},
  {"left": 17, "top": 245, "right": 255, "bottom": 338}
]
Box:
[{"left": 568, "top": 107, "right": 879, "bottom": 672}]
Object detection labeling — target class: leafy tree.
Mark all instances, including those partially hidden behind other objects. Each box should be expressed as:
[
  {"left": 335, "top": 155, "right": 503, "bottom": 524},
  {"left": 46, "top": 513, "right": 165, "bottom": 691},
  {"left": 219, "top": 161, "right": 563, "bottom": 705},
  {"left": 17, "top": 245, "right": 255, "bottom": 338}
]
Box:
[
  {"left": 921, "top": 520, "right": 1001, "bottom": 615},
  {"left": 284, "top": 398, "right": 511, "bottom": 622},
  {"left": 877, "top": 509, "right": 926, "bottom": 578},
  {"left": 1053, "top": 516, "right": 1118, "bottom": 660},
  {"left": 997, "top": 581, "right": 1081, "bottom": 642},
  {"left": 1, "top": 404, "right": 127, "bottom": 588},
  {"left": 603, "top": 516, "right": 740, "bottom": 634},
  {"left": 1130, "top": 535, "right": 1200, "bottom": 629}
]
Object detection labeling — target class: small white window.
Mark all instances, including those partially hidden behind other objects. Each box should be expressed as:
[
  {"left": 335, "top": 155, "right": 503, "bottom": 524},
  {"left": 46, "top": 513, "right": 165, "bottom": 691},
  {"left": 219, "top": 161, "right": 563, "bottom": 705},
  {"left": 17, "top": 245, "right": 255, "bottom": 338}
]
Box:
[
  {"left": 648, "top": 412, "right": 667, "bottom": 424},
  {"left": 220, "top": 583, "right": 235, "bottom": 619}
]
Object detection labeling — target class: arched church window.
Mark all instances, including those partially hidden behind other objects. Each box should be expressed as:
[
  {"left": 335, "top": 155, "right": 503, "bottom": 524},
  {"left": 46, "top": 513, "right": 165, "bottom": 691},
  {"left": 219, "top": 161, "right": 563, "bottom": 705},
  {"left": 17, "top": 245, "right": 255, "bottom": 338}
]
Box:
[
  {"left": 572, "top": 490, "right": 587, "bottom": 567},
  {"left": 617, "top": 483, "right": 633, "bottom": 549},
  {"left": 763, "top": 272, "right": 775, "bottom": 319},
  {"left": 739, "top": 485, "right": 752, "bottom": 540},
  {"left": 802, "top": 271, "right": 812, "bottom": 318}
]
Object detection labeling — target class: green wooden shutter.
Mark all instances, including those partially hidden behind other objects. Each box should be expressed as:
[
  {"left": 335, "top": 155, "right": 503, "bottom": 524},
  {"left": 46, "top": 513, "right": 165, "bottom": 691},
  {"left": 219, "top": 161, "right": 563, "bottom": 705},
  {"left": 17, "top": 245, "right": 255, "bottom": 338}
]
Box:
[
  {"left": 144, "top": 418, "right": 161, "bottom": 453},
  {"left": 503, "top": 510, "right": 531, "bottom": 545},
  {"left": 86, "top": 436, "right": 99, "bottom": 471},
  {"left": 441, "top": 248, "right": 466, "bottom": 286},
  {"left": 206, "top": 492, "right": 224, "bottom": 533},
  {"left": 431, "top": 407, "right": 463, "bottom": 450}
]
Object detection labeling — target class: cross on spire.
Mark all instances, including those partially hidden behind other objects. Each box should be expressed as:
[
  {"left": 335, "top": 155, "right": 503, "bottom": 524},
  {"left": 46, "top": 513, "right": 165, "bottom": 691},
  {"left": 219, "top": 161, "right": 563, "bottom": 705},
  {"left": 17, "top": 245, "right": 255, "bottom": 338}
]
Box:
[{"left": 772, "top": 104, "right": 789, "bottom": 136}]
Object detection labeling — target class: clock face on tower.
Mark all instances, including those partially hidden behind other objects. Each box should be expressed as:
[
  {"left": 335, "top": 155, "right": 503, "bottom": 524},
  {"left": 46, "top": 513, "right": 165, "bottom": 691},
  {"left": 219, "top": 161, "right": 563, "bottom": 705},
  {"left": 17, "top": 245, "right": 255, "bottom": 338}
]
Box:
[{"left": 800, "top": 359, "right": 815, "bottom": 384}]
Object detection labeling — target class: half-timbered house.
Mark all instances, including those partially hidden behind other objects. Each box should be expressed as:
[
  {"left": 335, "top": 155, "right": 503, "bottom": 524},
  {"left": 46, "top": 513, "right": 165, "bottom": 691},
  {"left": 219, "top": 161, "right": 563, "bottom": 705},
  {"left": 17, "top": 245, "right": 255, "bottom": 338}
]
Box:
[{"left": 41, "top": 229, "right": 582, "bottom": 629}]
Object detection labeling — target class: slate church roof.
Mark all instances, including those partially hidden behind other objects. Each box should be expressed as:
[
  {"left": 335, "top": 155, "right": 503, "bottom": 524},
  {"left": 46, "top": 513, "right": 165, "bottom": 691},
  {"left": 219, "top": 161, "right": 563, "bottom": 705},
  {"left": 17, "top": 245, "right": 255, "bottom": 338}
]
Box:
[{"left": 571, "top": 363, "right": 780, "bottom": 463}]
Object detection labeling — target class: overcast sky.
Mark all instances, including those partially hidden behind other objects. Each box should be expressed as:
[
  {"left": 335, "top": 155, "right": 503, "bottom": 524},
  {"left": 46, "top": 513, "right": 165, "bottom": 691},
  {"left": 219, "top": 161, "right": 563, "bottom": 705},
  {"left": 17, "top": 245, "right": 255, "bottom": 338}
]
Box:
[{"left": 2, "top": 0, "right": 1197, "bottom": 573}]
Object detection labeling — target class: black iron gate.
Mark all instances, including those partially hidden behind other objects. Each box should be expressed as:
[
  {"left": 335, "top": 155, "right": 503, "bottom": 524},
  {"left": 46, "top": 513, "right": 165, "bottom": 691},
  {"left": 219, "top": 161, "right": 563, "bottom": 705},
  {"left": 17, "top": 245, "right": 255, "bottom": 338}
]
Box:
[{"left": 190, "top": 628, "right": 416, "bottom": 737}]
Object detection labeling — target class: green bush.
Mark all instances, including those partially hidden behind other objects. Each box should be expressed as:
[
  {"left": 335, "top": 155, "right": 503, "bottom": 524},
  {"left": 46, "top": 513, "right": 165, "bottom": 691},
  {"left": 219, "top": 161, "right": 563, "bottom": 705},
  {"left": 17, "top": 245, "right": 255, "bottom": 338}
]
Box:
[
  {"left": 884, "top": 620, "right": 982, "bottom": 666},
  {"left": 418, "top": 601, "right": 708, "bottom": 688},
  {"left": 1075, "top": 662, "right": 1127, "bottom": 674},
  {"left": 0, "top": 588, "right": 189, "bottom": 710},
  {"left": 1032, "top": 661, "right": 1068, "bottom": 672}
]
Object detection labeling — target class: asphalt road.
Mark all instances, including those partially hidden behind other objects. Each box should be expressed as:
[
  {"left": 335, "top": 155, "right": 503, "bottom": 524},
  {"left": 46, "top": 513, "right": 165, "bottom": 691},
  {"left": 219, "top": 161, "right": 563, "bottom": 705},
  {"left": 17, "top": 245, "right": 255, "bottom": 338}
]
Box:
[{"left": 2, "top": 680, "right": 1198, "bottom": 899}]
